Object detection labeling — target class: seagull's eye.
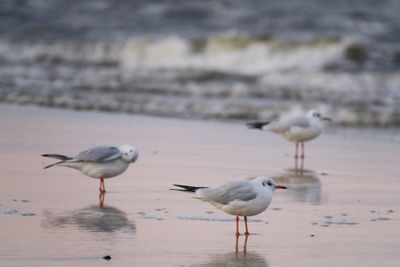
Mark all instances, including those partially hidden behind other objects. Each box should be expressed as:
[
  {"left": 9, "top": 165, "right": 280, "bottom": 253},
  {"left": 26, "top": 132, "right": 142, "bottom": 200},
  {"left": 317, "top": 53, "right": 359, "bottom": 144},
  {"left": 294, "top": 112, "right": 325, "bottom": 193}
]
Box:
[
  {"left": 263, "top": 180, "right": 273, "bottom": 187},
  {"left": 130, "top": 149, "right": 133, "bottom": 152}
]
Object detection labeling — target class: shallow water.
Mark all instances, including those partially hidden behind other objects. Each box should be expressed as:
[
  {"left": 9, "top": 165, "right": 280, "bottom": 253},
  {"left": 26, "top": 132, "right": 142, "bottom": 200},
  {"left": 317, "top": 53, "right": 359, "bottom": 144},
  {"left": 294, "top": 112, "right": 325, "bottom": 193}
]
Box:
[{"left": 0, "top": 104, "right": 399, "bottom": 266}]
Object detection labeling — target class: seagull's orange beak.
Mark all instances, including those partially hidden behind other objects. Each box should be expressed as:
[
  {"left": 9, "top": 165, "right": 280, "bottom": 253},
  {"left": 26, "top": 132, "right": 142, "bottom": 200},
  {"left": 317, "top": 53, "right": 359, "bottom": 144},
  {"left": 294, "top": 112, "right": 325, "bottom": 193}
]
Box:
[{"left": 275, "top": 184, "right": 287, "bottom": 189}]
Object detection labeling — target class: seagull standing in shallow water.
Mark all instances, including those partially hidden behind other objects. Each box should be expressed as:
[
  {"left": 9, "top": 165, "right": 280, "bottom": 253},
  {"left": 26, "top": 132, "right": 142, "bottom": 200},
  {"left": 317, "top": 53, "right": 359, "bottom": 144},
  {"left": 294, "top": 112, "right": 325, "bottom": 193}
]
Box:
[
  {"left": 247, "top": 110, "right": 331, "bottom": 159},
  {"left": 172, "top": 176, "right": 286, "bottom": 236},
  {"left": 42, "top": 145, "right": 139, "bottom": 193}
]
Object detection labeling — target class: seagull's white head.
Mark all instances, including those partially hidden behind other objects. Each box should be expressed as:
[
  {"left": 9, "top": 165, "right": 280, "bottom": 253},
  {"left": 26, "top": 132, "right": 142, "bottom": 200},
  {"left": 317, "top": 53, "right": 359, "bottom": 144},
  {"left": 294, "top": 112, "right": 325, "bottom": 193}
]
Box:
[
  {"left": 119, "top": 145, "right": 139, "bottom": 163},
  {"left": 253, "top": 176, "right": 287, "bottom": 191},
  {"left": 306, "top": 110, "right": 332, "bottom": 122}
]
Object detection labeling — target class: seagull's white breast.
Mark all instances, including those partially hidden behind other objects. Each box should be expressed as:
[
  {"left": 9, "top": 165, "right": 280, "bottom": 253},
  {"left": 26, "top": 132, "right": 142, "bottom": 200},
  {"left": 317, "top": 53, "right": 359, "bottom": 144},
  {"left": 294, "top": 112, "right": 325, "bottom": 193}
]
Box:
[
  {"left": 61, "top": 158, "right": 130, "bottom": 179},
  {"left": 283, "top": 124, "right": 322, "bottom": 142}
]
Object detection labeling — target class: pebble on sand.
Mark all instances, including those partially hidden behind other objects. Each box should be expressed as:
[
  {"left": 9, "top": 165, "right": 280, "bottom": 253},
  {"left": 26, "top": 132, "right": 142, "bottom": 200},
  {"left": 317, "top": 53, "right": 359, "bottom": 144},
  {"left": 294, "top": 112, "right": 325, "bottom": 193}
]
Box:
[
  {"left": 376, "top": 217, "right": 390, "bottom": 221},
  {"left": 103, "top": 255, "right": 112, "bottom": 261},
  {"left": 20, "top": 212, "right": 36, "bottom": 216}
]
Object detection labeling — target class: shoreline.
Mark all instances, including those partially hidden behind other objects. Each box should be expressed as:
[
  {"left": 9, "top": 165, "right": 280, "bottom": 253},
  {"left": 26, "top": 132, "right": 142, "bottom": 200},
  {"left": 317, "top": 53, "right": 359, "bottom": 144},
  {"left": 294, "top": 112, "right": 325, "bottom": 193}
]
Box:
[
  {"left": 0, "top": 104, "right": 399, "bottom": 267},
  {"left": 2, "top": 103, "right": 400, "bottom": 141}
]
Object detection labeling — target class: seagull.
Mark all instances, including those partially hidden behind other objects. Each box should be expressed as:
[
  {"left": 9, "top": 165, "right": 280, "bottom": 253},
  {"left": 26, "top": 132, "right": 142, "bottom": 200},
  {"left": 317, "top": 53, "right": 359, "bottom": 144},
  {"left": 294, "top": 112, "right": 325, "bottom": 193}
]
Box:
[
  {"left": 172, "top": 176, "right": 286, "bottom": 236},
  {"left": 42, "top": 145, "right": 139, "bottom": 192},
  {"left": 246, "top": 110, "right": 331, "bottom": 159}
]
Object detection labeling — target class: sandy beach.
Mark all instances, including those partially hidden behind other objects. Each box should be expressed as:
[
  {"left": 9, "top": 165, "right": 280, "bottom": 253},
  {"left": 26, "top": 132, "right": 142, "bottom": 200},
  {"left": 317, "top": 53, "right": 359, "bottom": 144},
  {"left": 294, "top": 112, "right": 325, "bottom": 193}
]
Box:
[{"left": 0, "top": 104, "right": 399, "bottom": 267}]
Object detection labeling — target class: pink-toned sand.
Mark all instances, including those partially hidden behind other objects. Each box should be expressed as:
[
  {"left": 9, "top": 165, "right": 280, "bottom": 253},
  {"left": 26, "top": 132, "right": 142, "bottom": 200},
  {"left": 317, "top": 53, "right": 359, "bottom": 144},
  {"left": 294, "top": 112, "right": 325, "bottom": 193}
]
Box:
[{"left": 0, "top": 104, "right": 399, "bottom": 267}]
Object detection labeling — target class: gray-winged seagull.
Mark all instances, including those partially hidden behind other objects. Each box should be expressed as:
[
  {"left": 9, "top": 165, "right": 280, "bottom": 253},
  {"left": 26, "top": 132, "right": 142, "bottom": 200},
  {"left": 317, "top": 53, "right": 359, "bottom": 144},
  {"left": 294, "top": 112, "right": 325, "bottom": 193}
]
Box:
[
  {"left": 42, "top": 145, "right": 139, "bottom": 192},
  {"left": 247, "top": 110, "right": 331, "bottom": 158},
  {"left": 172, "top": 176, "right": 286, "bottom": 236}
]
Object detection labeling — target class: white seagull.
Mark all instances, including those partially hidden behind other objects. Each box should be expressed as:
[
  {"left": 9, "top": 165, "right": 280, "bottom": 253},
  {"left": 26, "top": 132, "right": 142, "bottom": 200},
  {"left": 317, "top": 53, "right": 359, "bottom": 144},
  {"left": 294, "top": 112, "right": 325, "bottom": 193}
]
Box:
[
  {"left": 247, "top": 110, "right": 331, "bottom": 158},
  {"left": 42, "top": 145, "right": 139, "bottom": 192},
  {"left": 172, "top": 176, "right": 286, "bottom": 236}
]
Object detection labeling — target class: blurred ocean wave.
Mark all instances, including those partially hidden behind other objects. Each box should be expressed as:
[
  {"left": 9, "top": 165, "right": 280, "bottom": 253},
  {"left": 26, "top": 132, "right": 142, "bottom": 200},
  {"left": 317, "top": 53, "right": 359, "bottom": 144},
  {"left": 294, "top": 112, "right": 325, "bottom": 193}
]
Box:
[
  {"left": 1, "top": 0, "right": 400, "bottom": 125},
  {"left": 2, "top": 0, "right": 400, "bottom": 43}
]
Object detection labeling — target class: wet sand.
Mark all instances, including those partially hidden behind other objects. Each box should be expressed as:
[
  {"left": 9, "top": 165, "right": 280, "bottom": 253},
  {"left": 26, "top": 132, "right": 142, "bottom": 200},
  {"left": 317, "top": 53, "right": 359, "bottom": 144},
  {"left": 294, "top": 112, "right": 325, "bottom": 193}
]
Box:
[{"left": 0, "top": 104, "right": 399, "bottom": 267}]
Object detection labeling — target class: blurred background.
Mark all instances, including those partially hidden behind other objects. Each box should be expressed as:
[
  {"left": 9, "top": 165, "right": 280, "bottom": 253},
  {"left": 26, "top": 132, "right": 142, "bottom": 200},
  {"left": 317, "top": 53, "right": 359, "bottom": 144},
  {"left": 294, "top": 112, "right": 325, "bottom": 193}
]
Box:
[{"left": 1, "top": 0, "right": 400, "bottom": 126}]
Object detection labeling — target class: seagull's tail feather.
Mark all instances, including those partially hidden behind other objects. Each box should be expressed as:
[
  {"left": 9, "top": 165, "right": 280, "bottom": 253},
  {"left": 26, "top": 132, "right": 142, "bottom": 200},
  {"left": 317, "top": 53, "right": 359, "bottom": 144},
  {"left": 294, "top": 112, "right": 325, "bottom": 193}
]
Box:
[
  {"left": 41, "top": 154, "right": 72, "bottom": 161},
  {"left": 246, "top": 121, "right": 270, "bottom": 130},
  {"left": 41, "top": 154, "right": 73, "bottom": 169},
  {"left": 170, "top": 184, "right": 208, "bottom": 193},
  {"left": 43, "top": 161, "right": 64, "bottom": 169}
]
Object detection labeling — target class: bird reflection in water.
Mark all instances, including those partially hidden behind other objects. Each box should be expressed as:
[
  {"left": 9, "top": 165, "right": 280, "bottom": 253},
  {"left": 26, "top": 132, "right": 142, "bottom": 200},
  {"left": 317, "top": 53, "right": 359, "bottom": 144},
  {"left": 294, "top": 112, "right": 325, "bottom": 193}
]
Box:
[
  {"left": 235, "top": 234, "right": 249, "bottom": 253},
  {"left": 273, "top": 168, "right": 322, "bottom": 205},
  {"left": 194, "top": 236, "right": 269, "bottom": 267},
  {"left": 99, "top": 191, "right": 105, "bottom": 207},
  {"left": 294, "top": 156, "right": 304, "bottom": 171},
  {"left": 42, "top": 204, "right": 136, "bottom": 234}
]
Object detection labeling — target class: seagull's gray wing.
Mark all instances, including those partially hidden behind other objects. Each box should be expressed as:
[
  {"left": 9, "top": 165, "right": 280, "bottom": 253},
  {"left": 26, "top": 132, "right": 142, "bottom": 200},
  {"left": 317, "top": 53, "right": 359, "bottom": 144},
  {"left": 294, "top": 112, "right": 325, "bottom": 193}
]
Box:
[
  {"left": 75, "top": 146, "right": 122, "bottom": 162},
  {"left": 201, "top": 181, "right": 257, "bottom": 204},
  {"left": 282, "top": 115, "right": 310, "bottom": 129},
  {"left": 265, "top": 115, "right": 310, "bottom": 133}
]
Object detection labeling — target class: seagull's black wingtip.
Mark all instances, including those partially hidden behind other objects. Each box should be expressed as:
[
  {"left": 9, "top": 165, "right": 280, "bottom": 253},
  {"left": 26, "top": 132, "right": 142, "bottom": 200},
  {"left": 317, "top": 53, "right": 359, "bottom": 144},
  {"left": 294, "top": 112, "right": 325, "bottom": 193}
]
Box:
[
  {"left": 246, "top": 121, "right": 270, "bottom": 130},
  {"left": 171, "top": 184, "right": 208, "bottom": 193}
]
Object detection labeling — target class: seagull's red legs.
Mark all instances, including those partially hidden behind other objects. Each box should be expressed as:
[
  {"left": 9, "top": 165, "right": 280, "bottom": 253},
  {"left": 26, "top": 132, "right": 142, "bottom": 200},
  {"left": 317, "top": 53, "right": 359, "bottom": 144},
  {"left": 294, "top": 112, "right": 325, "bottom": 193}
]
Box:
[
  {"left": 244, "top": 216, "right": 250, "bottom": 235},
  {"left": 236, "top": 215, "right": 240, "bottom": 236},
  {"left": 300, "top": 142, "right": 305, "bottom": 159},
  {"left": 295, "top": 142, "right": 299, "bottom": 159},
  {"left": 99, "top": 177, "right": 106, "bottom": 193}
]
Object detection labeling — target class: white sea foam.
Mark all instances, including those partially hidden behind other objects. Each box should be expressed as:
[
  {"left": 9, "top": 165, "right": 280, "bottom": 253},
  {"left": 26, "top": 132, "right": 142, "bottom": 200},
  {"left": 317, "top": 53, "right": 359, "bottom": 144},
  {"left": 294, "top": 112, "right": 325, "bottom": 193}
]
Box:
[
  {"left": 119, "top": 35, "right": 348, "bottom": 76},
  {"left": 0, "top": 33, "right": 400, "bottom": 125}
]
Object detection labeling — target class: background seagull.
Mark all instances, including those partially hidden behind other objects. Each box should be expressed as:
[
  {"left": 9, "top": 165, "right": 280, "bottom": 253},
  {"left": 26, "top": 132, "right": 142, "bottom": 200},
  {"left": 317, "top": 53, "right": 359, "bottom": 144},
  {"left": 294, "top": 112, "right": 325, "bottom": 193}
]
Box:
[
  {"left": 247, "top": 110, "right": 331, "bottom": 159},
  {"left": 172, "top": 176, "right": 286, "bottom": 236},
  {"left": 42, "top": 145, "right": 139, "bottom": 192}
]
